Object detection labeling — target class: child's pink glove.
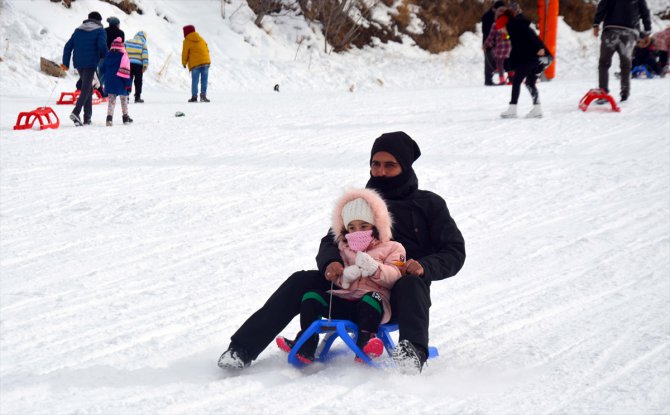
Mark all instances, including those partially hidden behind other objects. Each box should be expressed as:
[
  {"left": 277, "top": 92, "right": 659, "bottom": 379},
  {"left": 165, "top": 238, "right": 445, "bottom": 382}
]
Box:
[
  {"left": 355, "top": 252, "right": 378, "bottom": 277},
  {"left": 341, "top": 265, "right": 362, "bottom": 289}
]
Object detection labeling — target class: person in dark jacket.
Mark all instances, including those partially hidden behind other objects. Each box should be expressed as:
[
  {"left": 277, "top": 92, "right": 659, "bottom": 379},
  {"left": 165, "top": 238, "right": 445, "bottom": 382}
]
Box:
[
  {"left": 97, "top": 16, "right": 125, "bottom": 96},
  {"left": 497, "top": 8, "right": 550, "bottom": 119},
  {"left": 218, "top": 131, "right": 466, "bottom": 374},
  {"left": 482, "top": 1, "right": 506, "bottom": 86},
  {"left": 593, "top": 0, "right": 652, "bottom": 102},
  {"left": 104, "top": 17, "right": 125, "bottom": 50},
  {"left": 62, "top": 11, "right": 107, "bottom": 126}
]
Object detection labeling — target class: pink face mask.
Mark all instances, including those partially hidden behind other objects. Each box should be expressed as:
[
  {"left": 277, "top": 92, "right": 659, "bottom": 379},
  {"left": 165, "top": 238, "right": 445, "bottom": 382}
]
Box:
[{"left": 345, "top": 230, "right": 374, "bottom": 252}]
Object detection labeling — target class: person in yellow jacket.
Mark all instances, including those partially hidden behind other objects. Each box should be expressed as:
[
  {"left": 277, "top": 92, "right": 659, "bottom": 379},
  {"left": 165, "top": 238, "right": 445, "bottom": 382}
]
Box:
[{"left": 182, "top": 25, "right": 211, "bottom": 102}]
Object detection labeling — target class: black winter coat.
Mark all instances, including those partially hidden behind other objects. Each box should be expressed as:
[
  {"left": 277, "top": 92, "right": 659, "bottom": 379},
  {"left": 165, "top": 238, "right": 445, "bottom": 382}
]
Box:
[
  {"left": 507, "top": 16, "right": 547, "bottom": 70},
  {"left": 105, "top": 26, "right": 125, "bottom": 50},
  {"left": 482, "top": 9, "right": 495, "bottom": 46},
  {"left": 593, "top": 0, "right": 651, "bottom": 35},
  {"left": 316, "top": 172, "right": 466, "bottom": 286}
]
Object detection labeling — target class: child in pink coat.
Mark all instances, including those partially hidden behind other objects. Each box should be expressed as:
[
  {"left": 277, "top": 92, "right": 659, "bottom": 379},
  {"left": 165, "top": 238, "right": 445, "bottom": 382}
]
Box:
[{"left": 276, "top": 188, "right": 406, "bottom": 364}]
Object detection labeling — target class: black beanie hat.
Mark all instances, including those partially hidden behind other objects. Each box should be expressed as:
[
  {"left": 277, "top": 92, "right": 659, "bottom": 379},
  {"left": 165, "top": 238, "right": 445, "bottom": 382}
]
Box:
[
  {"left": 369, "top": 131, "right": 421, "bottom": 172},
  {"left": 493, "top": 1, "right": 505, "bottom": 9},
  {"left": 88, "top": 11, "right": 102, "bottom": 22}
]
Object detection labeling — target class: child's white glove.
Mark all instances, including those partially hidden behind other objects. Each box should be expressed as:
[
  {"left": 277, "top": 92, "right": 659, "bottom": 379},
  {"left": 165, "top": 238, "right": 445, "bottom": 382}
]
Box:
[
  {"left": 341, "top": 265, "right": 362, "bottom": 289},
  {"left": 355, "top": 251, "right": 379, "bottom": 277}
]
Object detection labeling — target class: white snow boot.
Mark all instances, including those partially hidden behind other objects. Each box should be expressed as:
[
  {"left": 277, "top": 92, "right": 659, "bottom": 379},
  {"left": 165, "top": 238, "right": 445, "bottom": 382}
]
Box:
[
  {"left": 500, "top": 104, "right": 517, "bottom": 118},
  {"left": 525, "top": 104, "right": 543, "bottom": 118}
]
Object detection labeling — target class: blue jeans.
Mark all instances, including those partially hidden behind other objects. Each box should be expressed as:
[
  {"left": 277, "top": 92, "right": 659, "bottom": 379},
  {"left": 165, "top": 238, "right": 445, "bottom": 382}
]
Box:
[{"left": 191, "top": 65, "right": 209, "bottom": 97}]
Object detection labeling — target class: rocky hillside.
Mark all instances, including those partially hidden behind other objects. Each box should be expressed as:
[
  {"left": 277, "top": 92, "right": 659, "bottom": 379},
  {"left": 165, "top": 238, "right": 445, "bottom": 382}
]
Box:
[{"left": 56, "top": 0, "right": 670, "bottom": 54}]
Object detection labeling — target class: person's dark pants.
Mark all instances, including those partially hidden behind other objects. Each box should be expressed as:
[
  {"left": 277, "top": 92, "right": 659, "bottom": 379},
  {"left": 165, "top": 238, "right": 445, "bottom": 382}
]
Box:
[
  {"left": 484, "top": 48, "right": 496, "bottom": 85},
  {"left": 658, "top": 51, "right": 668, "bottom": 71},
  {"left": 129, "top": 63, "right": 144, "bottom": 100},
  {"left": 390, "top": 276, "right": 431, "bottom": 355},
  {"left": 97, "top": 59, "right": 106, "bottom": 97},
  {"left": 509, "top": 60, "right": 540, "bottom": 105},
  {"left": 297, "top": 289, "right": 383, "bottom": 353},
  {"left": 73, "top": 67, "right": 95, "bottom": 122},
  {"left": 299, "top": 290, "right": 382, "bottom": 333},
  {"left": 231, "top": 270, "right": 330, "bottom": 360},
  {"left": 230, "top": 270, "right": 432, "bottom": 361},
  {"left": 598, "top": 28, "right": 637, "bottom": 97}
]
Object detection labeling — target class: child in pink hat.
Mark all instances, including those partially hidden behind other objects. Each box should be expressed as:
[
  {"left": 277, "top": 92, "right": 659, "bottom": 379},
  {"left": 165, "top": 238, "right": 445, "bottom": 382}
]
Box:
[{"left": 102, "top": 37, "right": 133, "bottom": 126}]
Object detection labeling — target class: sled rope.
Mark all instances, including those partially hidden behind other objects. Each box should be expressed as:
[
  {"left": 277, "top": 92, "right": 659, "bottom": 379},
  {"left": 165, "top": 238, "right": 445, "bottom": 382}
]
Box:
[{"left": 328, "top": 281, "right": 333, "bottom": 321}]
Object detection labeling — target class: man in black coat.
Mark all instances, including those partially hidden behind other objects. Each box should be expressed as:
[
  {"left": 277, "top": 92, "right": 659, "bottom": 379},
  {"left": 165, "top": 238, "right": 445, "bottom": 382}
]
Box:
[
  {"left": 482, "top": 0, "right": 506, "bottom": 86},
  {"left": 593, "top": 0, "right": 652, "bottom": 101},
  {"left": 218, "top": 131, "right": 466, "bottom": 374}
]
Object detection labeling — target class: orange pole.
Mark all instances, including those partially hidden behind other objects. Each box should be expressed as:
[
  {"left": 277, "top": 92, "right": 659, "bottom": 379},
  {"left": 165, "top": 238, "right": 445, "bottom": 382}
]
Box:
[{"left": 538, "top": 0, "right": 559, "bottom": 79}]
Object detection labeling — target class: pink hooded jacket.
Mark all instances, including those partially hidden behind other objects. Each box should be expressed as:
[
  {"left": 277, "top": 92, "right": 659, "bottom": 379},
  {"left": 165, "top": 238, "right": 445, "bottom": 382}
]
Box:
[{"left": 329, "top": 188, "right": 406, "bottom": 324}]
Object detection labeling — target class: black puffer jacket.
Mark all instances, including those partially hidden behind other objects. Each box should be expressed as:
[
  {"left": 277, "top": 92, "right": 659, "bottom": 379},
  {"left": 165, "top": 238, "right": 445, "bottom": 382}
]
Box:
[
  {"left": 105, "top": 25, "right": 125, "bottom": 50},
  {"left": 593, "top": 0, "right": 651, "bottom": 36},
  {"left": 316, "top": 171, "right": 466, "bottom": 285},
  {"left": 506, "top": 15, "right": 547, "bottom": 70}
]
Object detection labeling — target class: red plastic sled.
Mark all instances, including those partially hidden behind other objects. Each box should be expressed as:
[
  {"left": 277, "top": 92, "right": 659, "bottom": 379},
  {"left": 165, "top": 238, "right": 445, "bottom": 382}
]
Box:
[
  {"left": 579, "top": 88, "right": 620, "bottom": 112},
  {"left": 57, "top": 89, "right": 107, "bottom": 105},
  {"left": 13, "top": 106, "right": 60, "bottom": 130}
]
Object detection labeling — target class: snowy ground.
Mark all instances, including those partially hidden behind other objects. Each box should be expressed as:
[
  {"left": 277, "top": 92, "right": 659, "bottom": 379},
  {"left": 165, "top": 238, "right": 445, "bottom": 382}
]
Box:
[{"left": 1, "top": 0, "right": 670, "bottom": 414}]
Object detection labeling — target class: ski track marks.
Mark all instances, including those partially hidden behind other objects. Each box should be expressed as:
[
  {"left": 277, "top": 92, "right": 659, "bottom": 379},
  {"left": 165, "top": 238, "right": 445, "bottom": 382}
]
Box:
[{"left": 1, "top": 79, "right": 669, "bottom": 414}]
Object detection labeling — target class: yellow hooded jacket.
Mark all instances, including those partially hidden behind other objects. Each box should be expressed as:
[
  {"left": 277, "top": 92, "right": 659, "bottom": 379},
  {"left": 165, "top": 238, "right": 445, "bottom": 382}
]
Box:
[{"left": 182, "top": 32, "right": 211, "bottom": 70}]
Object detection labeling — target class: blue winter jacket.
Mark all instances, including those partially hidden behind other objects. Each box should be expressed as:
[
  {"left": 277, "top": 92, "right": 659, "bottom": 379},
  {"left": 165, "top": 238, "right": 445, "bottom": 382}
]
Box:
[
  {"left": 63, "top": 19, "right": 107, "bottom": 69},
  {"left": 101, "top": 50, "right": 132, "bottom": 96}
]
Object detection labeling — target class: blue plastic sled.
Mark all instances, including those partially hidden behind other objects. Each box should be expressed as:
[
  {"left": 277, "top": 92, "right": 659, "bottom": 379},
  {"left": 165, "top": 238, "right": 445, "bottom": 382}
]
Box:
[
  {"left": 631, "top": 65, "right": 653, "bottom": 79},
  {"left": 287, "top": 319, "right": 439, "bottom": 368}
]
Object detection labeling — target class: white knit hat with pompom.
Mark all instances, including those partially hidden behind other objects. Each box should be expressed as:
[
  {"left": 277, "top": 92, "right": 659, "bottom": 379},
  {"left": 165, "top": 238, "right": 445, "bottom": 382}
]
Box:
[{"left": 341, "top": 198, "right": 375, "bottom": 227}]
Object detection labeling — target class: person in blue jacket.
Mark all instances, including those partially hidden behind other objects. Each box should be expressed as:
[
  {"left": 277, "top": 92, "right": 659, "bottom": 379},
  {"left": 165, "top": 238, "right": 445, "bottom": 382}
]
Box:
[
  {"left": 101, "top": 37, "right": 133, "bottom": 126},
  {"left": 61, "top": 11, "right": 107, "bottom": 126}
]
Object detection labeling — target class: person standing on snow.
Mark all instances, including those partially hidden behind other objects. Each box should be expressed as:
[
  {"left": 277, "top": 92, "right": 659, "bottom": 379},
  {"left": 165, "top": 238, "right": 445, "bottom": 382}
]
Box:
[
  {"left": 275, "top": 188, "right": 406, "bottom": 365},
  {"left": 483, "top": 5, "right": 512, "bottom": 85},
  {"left": 218, "top": 131, "right": 466, "bottom": 375},
  {"left": 497, "top": 7, "right": 551, "bottom": 119},
  {"left": 101, "top": 37, "right": 133, "bottom": 127},
  {"left": 181, "top": 25, "right": 211, "bottom": 103},
  {"left": 125, "top": 31, "right": 149, "bottom": 103},
  {"left": 592, "top": 0, "right": 651, "bottom": 102},
  {"left": 482, "top": 1, "right": 507, "bottom": 86},
  {"left": 61, "top": 11, "right": 107, "bottom": 126}
]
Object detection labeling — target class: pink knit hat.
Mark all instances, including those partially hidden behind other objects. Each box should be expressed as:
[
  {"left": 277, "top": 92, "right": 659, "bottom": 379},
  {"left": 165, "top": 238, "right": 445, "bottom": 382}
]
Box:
[{"left": 110, "top": 37, "right": 125, "bottom": 50}]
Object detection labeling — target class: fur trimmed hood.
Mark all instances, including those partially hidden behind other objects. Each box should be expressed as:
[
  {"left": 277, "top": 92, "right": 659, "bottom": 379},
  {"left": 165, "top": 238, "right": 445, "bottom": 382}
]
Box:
[{"left": 331, "top": 188, "right": 393, "bottom": 243}]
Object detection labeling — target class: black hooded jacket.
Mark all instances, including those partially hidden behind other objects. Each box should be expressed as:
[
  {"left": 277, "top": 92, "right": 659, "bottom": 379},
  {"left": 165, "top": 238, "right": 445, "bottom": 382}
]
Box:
[
  {"left": 315, "top": 170, "right": 466, "bottom": 285},
  {"left": 506, "top": 15, "right": 547, "bottom": 70},
  {"left": 105, "top": 25, "right": 125, "bottom": 50},
  {"left": 593, "top": 0, "right": 651, "bottom": 36}
]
